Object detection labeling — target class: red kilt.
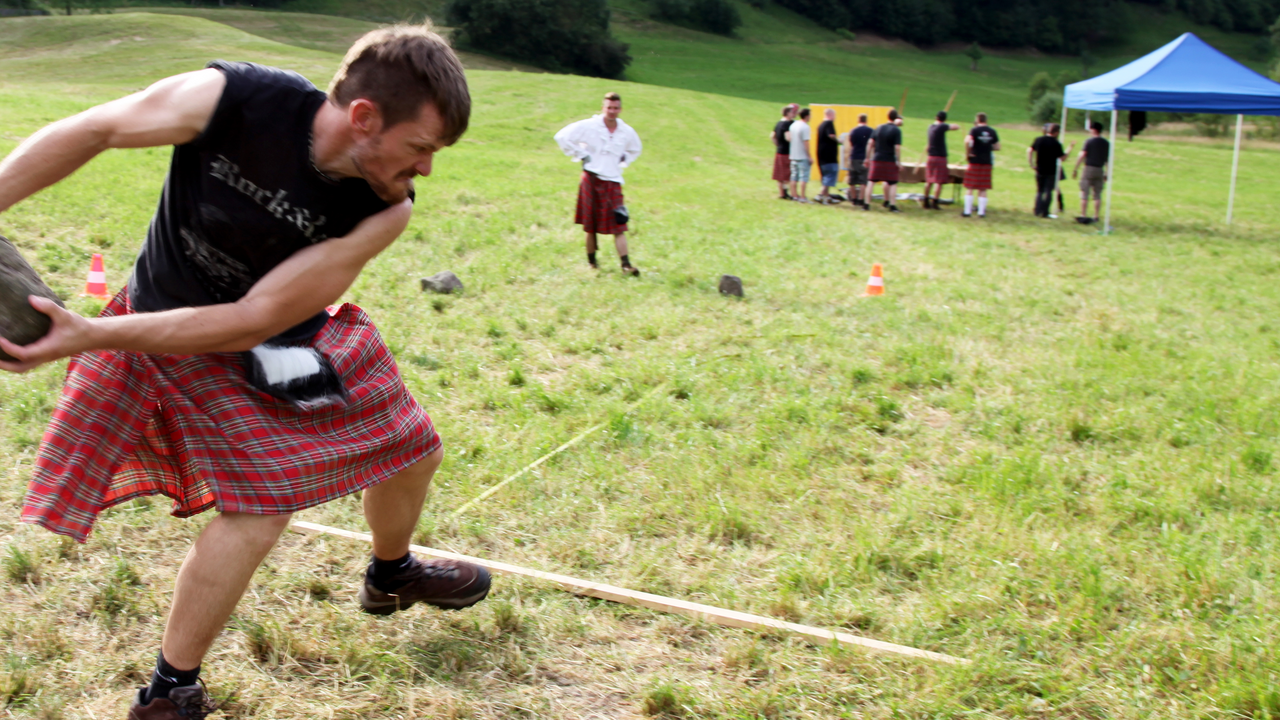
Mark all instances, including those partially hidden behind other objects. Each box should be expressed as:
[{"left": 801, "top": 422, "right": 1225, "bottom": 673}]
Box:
[
  {"left": 575, "top": 171, "right": 627, "bottom": 235},
  {"left": 964, "top": 163, "right": 993, "bottom": 190},
  {"left": 868, "top": 160, "right": 899, "bottom": 183},
  {"left": 771, "top": 153, "right": 790, "bottom": 182},
  {"left": 926, "top": 157, "right": 950, "bottom": 185},
  {"left": 23, "top": 292, "right": 441, "bottom": 542}
]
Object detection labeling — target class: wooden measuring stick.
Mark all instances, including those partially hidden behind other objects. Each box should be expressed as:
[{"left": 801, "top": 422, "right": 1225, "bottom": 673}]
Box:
[{"left": 290, "top": 520, "right": 969, "bottom": 666}]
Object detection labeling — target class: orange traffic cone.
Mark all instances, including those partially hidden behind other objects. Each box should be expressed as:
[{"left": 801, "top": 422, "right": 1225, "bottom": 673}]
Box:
[
  {"left": 82, "top": 253, "right": 110, "bottom": 300},
  {"left": 862, "top": 263, "right": 884, "bottom": 296}
]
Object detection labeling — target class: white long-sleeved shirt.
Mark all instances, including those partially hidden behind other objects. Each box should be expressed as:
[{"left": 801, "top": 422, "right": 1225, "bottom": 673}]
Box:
[{"left": 553, "top": 114, "right": 643, "bottom": 184}]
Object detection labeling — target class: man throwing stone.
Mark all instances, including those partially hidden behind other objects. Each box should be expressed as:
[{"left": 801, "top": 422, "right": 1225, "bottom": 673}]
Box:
[
  {"left": 555, "top": 92, "right": 643, "bottom": 276},
  {"left": 0, "top": 24, "right": 490, "bottom": 718}
]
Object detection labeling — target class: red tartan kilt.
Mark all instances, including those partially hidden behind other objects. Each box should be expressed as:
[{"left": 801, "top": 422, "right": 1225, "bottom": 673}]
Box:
[
  {"left": 22, "top": 291, "right": 441, "bottom": 542},
  {"left": 964, "top": 163, "right": 993, "bottom": 190},
  {"left": 771, "top": 153, "right": 791, "bottom": 182},
  {"left": 868, "top": 160, "right": 899, "bottom": 183},
  {"left": 575, "top": 172, "right": 627, "bottom": 235},
  {"left": 926, "top": 157, "right": 950, "bottom": 184}
]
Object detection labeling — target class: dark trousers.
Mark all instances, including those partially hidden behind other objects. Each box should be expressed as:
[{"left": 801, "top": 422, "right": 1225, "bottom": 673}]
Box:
[{"left": 1034, "top": 171, "right": 1057, "bottom": 217}]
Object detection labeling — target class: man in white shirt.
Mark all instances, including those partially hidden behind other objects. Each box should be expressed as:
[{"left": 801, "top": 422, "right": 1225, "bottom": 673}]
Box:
[
  {"left": 553, "top": 92, "right": 644, "bottom": 276},
  {"left": 785, "top": 107, "right": 812, "bottom": 203}
]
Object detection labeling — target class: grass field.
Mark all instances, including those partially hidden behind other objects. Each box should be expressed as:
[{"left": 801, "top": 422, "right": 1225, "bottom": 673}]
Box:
[{"left": 2, "top": 9, "right": 1280, "bottom": 720}]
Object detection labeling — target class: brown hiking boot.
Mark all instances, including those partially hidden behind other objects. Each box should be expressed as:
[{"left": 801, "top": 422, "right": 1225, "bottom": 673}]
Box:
[
  {"left": 358, "top": 555, "right": 491, "bottom": 615},
  {"left": 127, "top": 684, "right": 217, "bottom": 719}
]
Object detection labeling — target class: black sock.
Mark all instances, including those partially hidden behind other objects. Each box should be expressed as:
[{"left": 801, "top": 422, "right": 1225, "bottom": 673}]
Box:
[
  {"left": 369, "top": 552, "right": 413, "bottom": 593},
  {"left": 620, "top": 254, "right": 631, "bottom": 267},
  {"left": 146, "top": 651, "right": 200, "bottom": 703},
  {"left": 587, "top": 251, "right": 597, "bottom": 266}
]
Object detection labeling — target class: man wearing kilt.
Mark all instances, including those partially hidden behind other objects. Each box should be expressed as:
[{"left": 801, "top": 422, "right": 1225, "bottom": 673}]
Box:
[
  {"left": 864, "top": 109, "right": 904, "bottom": 213},
  {"left": 924, "top": 111, "right": 960, "bottom": 210},
  {"left": 770, "top": 103, "right": 798, "bottom": 200},
  {"left": 0, "top": 24, "right": 491, "bottom": 718},
  {"left": 555, "top": 92, "right": 644, "bottom": 276},
  {"left": 962, "top": 112, "right": 1001, "bottom": 218}
]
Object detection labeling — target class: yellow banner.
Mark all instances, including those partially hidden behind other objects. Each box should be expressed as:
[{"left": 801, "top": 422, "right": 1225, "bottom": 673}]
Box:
[{"left": 807, "top": 104, "right": 894, "bottom": 183}]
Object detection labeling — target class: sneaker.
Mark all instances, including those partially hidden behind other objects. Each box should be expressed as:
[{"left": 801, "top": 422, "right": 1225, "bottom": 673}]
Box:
[
  {"left": 359, "top": 555, "right": 492, "bottom": 615},
  {"left": 962, "top": 212, "right": 972, "bottom": 218},
  {"left": 128, "top": 684, "right": 218, "bottom": 720},
  {"left": 882, "top": 200, "right": 890, "bottom": 208},
  {"left": 622, "top": 265, "right": 641, "bottom": 277},
  {"left": 777, "top": 193, "right": 790, "bottom": 200},
  {"left": 888, "top": 205, "right": 902, "bottom": 213}
]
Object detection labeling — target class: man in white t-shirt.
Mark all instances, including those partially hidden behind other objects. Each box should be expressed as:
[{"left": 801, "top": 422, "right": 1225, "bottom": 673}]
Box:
[
  {"left": 785, "top": 107, "right": 812, "bottom": 203},
  {"left": 554, "top": 91, "right": 644, "bottom": 275}
]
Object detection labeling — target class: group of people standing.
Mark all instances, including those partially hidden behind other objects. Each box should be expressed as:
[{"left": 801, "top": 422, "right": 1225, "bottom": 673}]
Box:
[{"left": 771, "top": 103, "right": 1110, "bottom": 221}]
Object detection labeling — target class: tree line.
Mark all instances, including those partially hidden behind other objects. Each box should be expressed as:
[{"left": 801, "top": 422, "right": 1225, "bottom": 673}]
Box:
[{"left": 775, "top": 0, "right": 1278, "bottom": 52}]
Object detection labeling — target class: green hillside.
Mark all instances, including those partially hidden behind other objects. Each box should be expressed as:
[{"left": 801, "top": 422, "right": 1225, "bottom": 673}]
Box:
[
  {"left": 1, "top": 10, "right": 1279, "bottom": 720},
  {"left": 114, "top": 0, "right": 1274, "bottom": 125},
  {"left": 608, "top": 0, "right": 1272, "bottom": 122}
]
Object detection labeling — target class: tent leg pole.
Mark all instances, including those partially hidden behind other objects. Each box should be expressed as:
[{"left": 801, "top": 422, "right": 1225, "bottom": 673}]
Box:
[
  {"left": 1103, "top": 110, "right": 1117, "bottom": 235},
  {"left": 1227, "top": 113, "right": 1242, "bottom": 225}
]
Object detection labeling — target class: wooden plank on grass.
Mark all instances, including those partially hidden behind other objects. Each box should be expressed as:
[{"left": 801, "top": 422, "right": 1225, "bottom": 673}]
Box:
[{"left": 290, "top": 520, "right": 969, "bottom": 666}]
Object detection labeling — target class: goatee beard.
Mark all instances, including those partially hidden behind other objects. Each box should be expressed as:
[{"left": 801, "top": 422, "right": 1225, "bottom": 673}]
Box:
[{"left": 353, "top": 155, "right": 410, "bottom": 203}]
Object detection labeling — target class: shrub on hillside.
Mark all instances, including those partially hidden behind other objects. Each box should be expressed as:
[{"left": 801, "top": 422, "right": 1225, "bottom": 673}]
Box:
[
  {"left": 447, "top": 0, "right": 631, "bottom": 78},
  {"left": 1030, "top": 94, "right": 1061, "bottom": 126},
  {"left": 653, "top": 0, "right": 742, "bottom": 36}
]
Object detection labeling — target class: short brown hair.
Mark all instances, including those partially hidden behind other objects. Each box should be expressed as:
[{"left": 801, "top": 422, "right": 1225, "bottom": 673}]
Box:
[
  {"left": 604, "top": 92, "right": 621, "bottom": 103},
  {"left": 976, "top": 112, "right": 988, "bottom": 123},
  {"left": 329, "top": 23, "right": 470, "bottom": 145},
  {"left": 887, "top": 109, "right": 900, "bottom": 121},
  {"left": 858, "top": 113, "right": 868, "bottom": 123}
]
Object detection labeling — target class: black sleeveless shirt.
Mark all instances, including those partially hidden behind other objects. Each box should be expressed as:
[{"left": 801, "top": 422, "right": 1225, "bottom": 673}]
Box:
[{"left": 129, "top": 61, "right": 391, "bottom": 341}]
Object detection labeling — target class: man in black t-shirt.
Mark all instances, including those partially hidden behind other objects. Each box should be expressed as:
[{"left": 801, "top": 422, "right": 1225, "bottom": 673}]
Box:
[
  {"left": 924, "top": 111, "right": 960, "bottom": 210},
  {"left": 770, "top": 103, "right": 798, "bottom": 199},
  {"left": 845, "top": 114, "right": 874, "bottom": 208},
  {"left": 815, "top": 108, "right": 842, "bottom": 204},
  {"left": 865, "top": 109, "right": 904, "bottom": 212},
  {"left": 1028, "top": 123, "right": 1072, "bottom": 218},
  {"left": 0, "top": 24, "right": 492, "bottom": 716},
  {"left": 1073, "top": 121, "right": 1110, "bottom": 222},
  {"left": 962, "top": 112, "right": 1001, "bottom": 217}
]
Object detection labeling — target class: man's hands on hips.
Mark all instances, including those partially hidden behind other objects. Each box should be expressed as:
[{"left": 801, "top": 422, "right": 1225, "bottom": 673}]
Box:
[{"left": 0, "top": 295, "right": 96, "bottom": 373}]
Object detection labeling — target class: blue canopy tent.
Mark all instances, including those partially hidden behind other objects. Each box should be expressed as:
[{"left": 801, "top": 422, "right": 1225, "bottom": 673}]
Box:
[{"left": 1061, "top": 33, "right": 1280, "bottom": 232}]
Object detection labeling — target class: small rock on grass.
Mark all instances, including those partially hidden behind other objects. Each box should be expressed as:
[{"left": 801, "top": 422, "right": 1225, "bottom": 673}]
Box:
[
  {"left": 718, "top": 275, "right": 744, "bottom": 297},
  {"left": 0, "top": 235, "right": 64, "bottom": 361},
  {"left": 421, "top": 271, "right": 463, "bottom": 294}
]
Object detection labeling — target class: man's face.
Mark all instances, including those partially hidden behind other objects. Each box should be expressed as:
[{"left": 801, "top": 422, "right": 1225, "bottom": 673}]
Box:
[
  {"left": 602, "top": 99, "right": 622, "bottom": 121},
  {"left": 352, "top": 101, "right": 448, "bottom": 204}
]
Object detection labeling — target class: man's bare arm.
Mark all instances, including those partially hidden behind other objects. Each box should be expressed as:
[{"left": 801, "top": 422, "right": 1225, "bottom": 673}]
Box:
[
  {"left": 0, "top": 200, "right": 413, "bottom": 371},
  {"left": 0, "top": 69, "right": 225, "bottom": 214}
]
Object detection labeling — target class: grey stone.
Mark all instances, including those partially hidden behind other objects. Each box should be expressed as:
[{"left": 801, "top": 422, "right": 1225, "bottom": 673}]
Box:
[
  {"left": 420, "top": 271, "right": 464, "bottom": 294},
  {"left": 0, "top": 235, "right": 64, "bottom": 361},
  {"left": 718, "top": 274, "right": 744, "bottom": 297}
]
